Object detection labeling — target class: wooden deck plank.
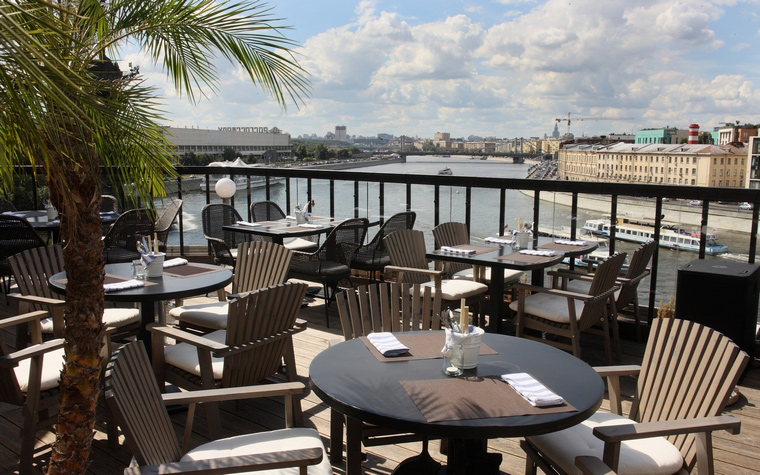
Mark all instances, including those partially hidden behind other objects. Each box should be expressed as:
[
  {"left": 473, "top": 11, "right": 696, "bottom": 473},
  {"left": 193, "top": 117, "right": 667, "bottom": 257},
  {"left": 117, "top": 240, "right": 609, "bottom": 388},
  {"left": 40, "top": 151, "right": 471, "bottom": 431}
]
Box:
[{"left": 1, "top": 286, "right": 759, "bottom": 474}]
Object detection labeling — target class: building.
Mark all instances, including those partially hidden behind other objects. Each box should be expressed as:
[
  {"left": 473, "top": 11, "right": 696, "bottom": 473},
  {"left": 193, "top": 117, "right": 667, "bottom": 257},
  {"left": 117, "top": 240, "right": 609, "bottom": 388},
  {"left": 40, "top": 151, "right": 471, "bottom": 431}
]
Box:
[
  {"left": 161, "top": 126, "right": 291, "bottom": 159},
  {"left": 335, "top": 125, "right": 347, "bottom": 141},
  {"left": 717, "top": 125, "right": 757, "bottom": 145},
  {"left": 749, "top": 136, "right": 760, "bottom": 189},
  {"left": 634, "top": 127, "right": 688, "bottom": 144},
  {"left": 433, "top": 132, "right": 451, "bottom": 149},
  {"left": 559, "top": 142, "right": 748, "bottom": 188}
]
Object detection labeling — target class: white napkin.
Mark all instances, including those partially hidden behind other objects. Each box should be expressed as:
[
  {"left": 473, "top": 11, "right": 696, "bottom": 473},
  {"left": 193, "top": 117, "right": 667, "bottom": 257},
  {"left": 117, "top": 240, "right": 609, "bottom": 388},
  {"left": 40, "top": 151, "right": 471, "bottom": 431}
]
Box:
[
  {"left": 485, "top": 236, "right": 514, "bottom": 244},
  {"left": 163, "top": 258, "right": 188, "bottom": 268},
  {"left": 285, "top": 215, "right": 296, "bottom": 220},
  {"left": 299, "top": 223, "right": 325, "bottom": 228},
  {"left": 520, "top": 249, "right": 556, "bottom": 256},
  {"left": 236, "top": 220, "right": 260, "bottom": 227},
  {"left": 554, "top": 239, "right": 587, "bottom": 246},
  {"left": 104, "top": 279, "right": 145, "bottom": 293},
  {"left": 367, "top": 332, "right": 409, "bottom": 357},
  {"left": 439, "top": 246, "right": 476, "bottom": 255},
  {"left": 501, "top": 372, "right": 564, "bottom": 407}
]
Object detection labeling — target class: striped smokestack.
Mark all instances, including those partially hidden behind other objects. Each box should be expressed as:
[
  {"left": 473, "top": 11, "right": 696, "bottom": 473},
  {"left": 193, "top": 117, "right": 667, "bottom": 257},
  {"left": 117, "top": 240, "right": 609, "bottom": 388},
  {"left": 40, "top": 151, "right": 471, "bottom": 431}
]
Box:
[{"left": 688, "top": 124, "right": 699, "bottom": 144}]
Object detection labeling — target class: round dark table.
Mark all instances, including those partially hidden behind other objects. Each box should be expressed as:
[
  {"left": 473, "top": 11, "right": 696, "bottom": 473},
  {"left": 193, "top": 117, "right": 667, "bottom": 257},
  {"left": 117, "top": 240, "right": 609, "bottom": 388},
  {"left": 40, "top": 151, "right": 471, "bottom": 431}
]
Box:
[
  {"left": 49, "top": 262, "right": 232, "bottom": 346},
  {"left": 309, "top": 332, "right": 604, "bottom": 475}
]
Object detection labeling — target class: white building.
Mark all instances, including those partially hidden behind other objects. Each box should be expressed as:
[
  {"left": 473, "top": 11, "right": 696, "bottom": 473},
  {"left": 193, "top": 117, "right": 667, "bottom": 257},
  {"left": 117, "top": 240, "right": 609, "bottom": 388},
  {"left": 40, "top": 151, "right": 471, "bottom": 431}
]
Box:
[{"left": 161, "top": 126, "right": 291, "bottom": 159}]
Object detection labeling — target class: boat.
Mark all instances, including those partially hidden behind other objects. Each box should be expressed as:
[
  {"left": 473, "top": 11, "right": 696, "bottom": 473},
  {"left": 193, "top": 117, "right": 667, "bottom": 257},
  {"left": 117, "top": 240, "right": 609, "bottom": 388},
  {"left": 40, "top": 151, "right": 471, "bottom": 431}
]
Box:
[
  {"left": 199, "top": 158, "right": 284, "bottom": 193},
  {"left": 438, "top": 167, "right": 453, "bottom": 176},
  {"left": 581, "top": 217, "right": 728, "bottom": 255}
]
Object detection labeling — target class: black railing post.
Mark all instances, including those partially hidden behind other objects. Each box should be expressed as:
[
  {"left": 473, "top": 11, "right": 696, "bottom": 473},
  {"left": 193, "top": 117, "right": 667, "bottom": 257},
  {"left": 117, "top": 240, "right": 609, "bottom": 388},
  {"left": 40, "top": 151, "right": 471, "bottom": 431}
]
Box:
[
  {"left": 499, "top": 188, "right": 506, "bottom": 235},
  {"left": 699, "top": 202, "right": 709, "bottom": 259},
  {"left": 354, "top": 181, "right": 359, "bottom": 219},
  {"left": 609, "top": 195, "right": 618, "bottom": 255},
  {"left": 434, "top": 184, "right": 440, "bottom": 226}
]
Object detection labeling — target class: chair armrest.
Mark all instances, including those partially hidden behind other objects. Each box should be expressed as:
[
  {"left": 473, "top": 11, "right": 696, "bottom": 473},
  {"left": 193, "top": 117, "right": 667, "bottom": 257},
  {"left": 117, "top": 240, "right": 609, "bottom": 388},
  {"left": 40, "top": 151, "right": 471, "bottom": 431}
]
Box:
[
  {"left": 215, "top": 325, "right": 307, "bottom": 358},
  {"left": 513, "top": 283, "right": 597, "bottom": 302},
  {"left": 0, "top": 338, "right": 65, "bottom": 367},
  {"left": 161, "top": 381, "right": 306, "bottom": 406},
  {"left": 124, "top": 447, "right": 323, "bottom": 475},
  {"left": 147, "top": 324, "right": 228, "bottom": 352},
  {"left": 7, "top": 293, "right": 65, "bottom": 308},
  {"left": 384, "top": 265, "right": 443, "bottom": 278},
  {"left": 593, "top": 365, "right": 641, "bottom": 415},
  {"left": 575, "top": 456, "right": 616, "bottom": 475},
  {"left": 593, "top": 365, "right": 641, "bottom": 378},
  {"left": 0, "top": 310, "right": 51, "bottom": 330}
]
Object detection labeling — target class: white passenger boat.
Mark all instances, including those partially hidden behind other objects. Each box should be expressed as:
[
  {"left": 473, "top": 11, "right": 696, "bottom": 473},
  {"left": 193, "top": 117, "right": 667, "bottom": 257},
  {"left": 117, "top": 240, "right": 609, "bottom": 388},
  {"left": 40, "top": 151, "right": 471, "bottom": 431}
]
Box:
[
  {"left": 438, "top": 167, "right": 453, "bottom": 175},
  {"left": 581, "top": 217, "right": 728, "bottom": 255},
  {"left": 199, "top": 158, "right": 284, "bottom": 193}
]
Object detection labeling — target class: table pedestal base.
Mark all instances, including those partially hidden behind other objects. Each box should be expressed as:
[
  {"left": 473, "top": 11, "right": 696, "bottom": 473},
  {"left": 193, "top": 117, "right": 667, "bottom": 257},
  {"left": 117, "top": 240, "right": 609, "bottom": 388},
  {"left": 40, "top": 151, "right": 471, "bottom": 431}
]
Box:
[
  {"left": 391, "top": 439, "right": 441, "bottom": 475},
  {"left": 444, "top": 439, "right": 501, "bottom": 475}
]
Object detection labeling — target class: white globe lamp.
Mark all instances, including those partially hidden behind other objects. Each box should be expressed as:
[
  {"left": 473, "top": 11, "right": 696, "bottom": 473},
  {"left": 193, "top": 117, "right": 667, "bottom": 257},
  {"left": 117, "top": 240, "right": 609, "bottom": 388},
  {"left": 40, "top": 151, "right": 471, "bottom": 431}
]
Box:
[{"left": 215, "top": 177, "right": 236, "bottom": 203}]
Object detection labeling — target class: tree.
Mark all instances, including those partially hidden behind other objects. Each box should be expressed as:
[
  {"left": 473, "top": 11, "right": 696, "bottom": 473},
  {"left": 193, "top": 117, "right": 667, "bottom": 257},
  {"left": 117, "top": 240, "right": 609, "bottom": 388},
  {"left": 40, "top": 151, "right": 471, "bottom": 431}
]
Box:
[
  {"left": 222, "top": 147, "right": 238, "bottom": 161},
  {"left": 0, "top": 1, "right": 308, "bottom": 473}
]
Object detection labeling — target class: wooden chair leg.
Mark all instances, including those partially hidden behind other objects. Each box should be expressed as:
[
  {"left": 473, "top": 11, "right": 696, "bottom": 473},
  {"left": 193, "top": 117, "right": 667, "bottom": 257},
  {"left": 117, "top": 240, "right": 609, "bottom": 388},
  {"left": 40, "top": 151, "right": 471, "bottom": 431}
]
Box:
[
  {"left": 282, "top": 342, "right": 303, "bottom": 426},
  {"left": 329, "top": 409, "right": 345, "bottom": 464}
]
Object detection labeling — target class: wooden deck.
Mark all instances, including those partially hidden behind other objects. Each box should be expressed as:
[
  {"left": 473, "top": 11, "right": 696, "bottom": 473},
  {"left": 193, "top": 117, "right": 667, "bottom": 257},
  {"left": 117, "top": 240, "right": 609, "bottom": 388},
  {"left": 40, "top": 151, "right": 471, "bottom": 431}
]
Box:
[{"left": 2, "top": 282, "right": 760, "bottom": 474}]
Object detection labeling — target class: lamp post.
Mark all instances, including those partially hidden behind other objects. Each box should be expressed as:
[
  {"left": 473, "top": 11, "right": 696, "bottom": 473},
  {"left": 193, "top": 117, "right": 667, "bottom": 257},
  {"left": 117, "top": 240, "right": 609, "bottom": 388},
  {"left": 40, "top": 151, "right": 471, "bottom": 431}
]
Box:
[{"left": 215, "top": 177, "right": 236, "bottom": 204}]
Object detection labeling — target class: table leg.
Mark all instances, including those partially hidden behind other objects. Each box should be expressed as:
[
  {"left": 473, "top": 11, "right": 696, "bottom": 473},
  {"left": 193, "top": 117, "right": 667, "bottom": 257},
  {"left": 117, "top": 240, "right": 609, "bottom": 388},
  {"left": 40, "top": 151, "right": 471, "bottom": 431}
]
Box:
[
  {"left": 489, "top": 267, "right": 506, "bottom": 334},
  {"left": 139, "top": 300, "right": 158, "bottom": 348},
  {"left": 346, "top": 416, "right": 363, "bottom": 475},
  {"left": 445, "top": 438, "right": 501, "bottom": 475}
]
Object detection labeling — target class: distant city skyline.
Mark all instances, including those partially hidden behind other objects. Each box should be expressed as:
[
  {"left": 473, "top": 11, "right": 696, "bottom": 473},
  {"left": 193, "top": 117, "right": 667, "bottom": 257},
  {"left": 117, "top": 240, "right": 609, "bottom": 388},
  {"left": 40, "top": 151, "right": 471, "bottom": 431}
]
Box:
[{"left": 121, "top": 0, "right": 760, "bottom": 139}]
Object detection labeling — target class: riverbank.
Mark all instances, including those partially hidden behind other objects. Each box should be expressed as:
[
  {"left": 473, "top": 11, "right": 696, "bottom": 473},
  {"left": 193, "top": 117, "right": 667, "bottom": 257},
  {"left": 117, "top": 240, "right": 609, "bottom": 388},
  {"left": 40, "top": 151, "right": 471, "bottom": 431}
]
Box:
[{"left": 522, "top": 189, "right": 755, "bottom": 235}]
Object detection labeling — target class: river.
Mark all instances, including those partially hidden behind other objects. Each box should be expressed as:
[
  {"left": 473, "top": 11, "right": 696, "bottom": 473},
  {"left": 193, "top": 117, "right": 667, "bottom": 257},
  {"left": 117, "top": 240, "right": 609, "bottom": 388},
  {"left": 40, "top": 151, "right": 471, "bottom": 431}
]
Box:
[{"left": 161, "top": 155, "right": 759, "bottom": 305}]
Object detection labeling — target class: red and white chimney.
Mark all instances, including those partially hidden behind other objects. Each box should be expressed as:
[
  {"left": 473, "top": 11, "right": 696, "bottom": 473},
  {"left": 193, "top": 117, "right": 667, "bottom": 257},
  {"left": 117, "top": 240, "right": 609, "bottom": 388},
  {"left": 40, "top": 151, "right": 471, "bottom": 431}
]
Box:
[{"left": 688, "top": 124, "right": 699, "bottom": 144}]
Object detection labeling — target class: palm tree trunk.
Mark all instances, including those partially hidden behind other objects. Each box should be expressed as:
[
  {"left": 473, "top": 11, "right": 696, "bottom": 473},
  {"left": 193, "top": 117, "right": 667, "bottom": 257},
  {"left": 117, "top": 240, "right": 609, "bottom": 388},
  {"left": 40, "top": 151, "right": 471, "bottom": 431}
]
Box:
[{"left": 46, "top": 144, "right": 106, "bottom": 474}]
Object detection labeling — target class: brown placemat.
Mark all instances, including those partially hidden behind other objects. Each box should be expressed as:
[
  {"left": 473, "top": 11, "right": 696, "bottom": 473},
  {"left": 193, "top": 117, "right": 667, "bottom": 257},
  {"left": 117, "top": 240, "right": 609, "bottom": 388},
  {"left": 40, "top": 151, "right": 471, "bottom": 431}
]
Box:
[
  {"left": 360, "top": 332, "right": 497, "bottom": 362},
  {"left": 400, "top": 377, "right": 576, "bottom": 422},
  {"left": 496, "top": 251, "right": 558, "bottom": 264},
  {"left": 436, "top": 244, "right": 498, "bottom": 256},
  {"left": 162, "top": 264, "right": 223, "bottom": 278},
  {"left": 538, "top": 242, "right": 596, "bottom": 254}
]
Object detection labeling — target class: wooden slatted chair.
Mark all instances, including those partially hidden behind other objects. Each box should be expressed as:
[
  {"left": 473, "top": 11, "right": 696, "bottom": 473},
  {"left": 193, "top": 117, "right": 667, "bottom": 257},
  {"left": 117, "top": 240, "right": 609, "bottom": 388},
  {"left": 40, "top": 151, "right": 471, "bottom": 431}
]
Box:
[
  {"left": 250, "top": 200, "right": 318, "bottom": 251},
  {"left": 383, "top": 228, "right": 488, "bottom": 325},
  {"left": 333, "top": 282, "right": 443, "bottom": 474},
  {"left": 521, "top": 318, "right": 749, "bottom": 475},
  {"left": 105, "top": 340, "right": 332, "bottom": 475},
  {"left": 432, "top": 221, "right": 524, "bottom": 288},
  {"left": 8, "top": 244, "right": 140, "bottom": 343},
  {"left": 0, "top": 310, "right": 64, "bottom": 474},
  {"left": 351, "top": 211, "right": 416, "bottom": 282},
  {"left": 169, "top": 241, "right": 292, "bottom": 332},
  {"left": 150, "top": 282, "right": 309, "bottom": 437},
  {"left": 509, "top": 252, "right": 627, "bottom": 364}
]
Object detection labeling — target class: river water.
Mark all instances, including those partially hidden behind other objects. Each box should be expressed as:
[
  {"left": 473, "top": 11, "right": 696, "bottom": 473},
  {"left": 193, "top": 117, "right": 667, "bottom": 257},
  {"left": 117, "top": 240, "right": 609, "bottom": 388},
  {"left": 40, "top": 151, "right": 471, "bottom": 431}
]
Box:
[{"left": 161, "top": 155, "right": 759, "bottom": 305}]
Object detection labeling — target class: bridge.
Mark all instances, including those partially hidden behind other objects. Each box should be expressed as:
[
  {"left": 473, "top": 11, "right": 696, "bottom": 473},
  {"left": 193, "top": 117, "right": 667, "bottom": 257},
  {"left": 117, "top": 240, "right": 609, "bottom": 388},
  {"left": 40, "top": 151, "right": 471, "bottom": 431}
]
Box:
[{"left": 399, "top": 151, "right": 546, "bottom": 163}]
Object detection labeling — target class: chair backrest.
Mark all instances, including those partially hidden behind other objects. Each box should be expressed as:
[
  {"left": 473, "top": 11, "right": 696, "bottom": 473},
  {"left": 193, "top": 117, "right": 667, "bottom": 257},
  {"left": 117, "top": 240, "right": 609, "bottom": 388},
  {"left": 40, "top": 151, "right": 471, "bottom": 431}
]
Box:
[
  {"left": 102, "top": 208, "right": 155, "bottom": 252},
  {"left": 336, "top": 282, "right": 442, "bottom": 341},
  {"left": 9, "top": 244, "right": 65, "bottom": 303},
  {"left": 0, "top": 215, "right": 47, "bottom": 274},
  {"left": 367, "top": 211, "right": 416, "bottom": 249},
  {"left": 317, "top": 218, "right": 369, "bottom": 265},
  {"left": 384, "top": 229, "right": 431, "bottom": 284},
  {"left": 154, "top": 199, "right": 182, "bottom": 234},
  {"left": 615, "top": 240, "right": 656, "bottom": 308},
  {"left": 250, "top": 200, "right": 286, "bottom": 221},
  {"left": 432, "top": 222, "right": 470, "bottom": 275},
  {"left": 577, "top": 252, "right": 627, "bottom": 330},
  {"left": 631, "top": 318, "right": 749, "bottom": 470},
  {"left": 202, "top": 203, "right": 245, "bottom": 265},
  {"left": 222, "top": 282, "right": 308, "bottom": 387},
  {"left": 105, "top": 341, "right": 183, "bottom": 466},
  {"left": 100, "top": 194, "right": 120, "bottom": 214},
  {"left": 0, "top": 199, "right": 17, "bottom": 212},
  {"left": 232, "top": 241, "right": 292, "bottom": 294}
]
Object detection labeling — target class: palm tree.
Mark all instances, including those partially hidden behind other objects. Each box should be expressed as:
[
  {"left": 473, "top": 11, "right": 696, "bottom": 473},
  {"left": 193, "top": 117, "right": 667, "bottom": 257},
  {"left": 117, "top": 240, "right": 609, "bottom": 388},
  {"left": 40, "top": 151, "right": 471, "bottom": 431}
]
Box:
[{"left": 0, "top": 1, "right": 308, "bottom": 473}]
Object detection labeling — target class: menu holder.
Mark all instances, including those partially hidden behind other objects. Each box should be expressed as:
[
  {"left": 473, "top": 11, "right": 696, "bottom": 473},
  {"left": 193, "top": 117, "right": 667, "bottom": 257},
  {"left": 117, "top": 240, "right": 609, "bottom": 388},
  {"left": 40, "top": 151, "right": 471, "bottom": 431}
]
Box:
[
  {"left": 360, "top": 332, "right": 497, "bottom": 362},
  {"left": 400, "top": 377, "right": 576, "bottom": 422}
]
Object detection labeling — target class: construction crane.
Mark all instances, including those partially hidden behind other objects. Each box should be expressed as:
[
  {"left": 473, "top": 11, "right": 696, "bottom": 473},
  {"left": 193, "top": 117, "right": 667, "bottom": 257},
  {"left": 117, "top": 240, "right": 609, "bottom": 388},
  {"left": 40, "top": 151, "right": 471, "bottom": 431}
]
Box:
[{"left": 555, "top": 112, "right": 634, "bottom": 135}]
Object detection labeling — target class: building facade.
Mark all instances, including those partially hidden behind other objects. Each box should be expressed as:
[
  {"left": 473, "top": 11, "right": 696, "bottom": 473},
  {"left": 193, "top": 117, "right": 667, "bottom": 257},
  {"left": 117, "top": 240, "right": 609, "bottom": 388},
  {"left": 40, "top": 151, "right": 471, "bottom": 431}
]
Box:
[
  {"left": 634, "top": 128, "right": 688, "bottom": 144},
  {"left": 335, "top": 125, "right": 347, "bottom": 141},
  {"left": 162, "top": 126, "right": 291, "bottom": 158},
  {"left": 559, "top": 142, "right": 748, "bottom": 188}
]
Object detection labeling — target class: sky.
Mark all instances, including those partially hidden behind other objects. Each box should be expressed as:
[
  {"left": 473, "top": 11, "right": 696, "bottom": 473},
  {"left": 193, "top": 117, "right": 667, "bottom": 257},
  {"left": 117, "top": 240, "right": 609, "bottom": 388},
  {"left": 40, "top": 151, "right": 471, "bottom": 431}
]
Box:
[{"left": 120, "top": 0, "right": 760, "bottom": 140}]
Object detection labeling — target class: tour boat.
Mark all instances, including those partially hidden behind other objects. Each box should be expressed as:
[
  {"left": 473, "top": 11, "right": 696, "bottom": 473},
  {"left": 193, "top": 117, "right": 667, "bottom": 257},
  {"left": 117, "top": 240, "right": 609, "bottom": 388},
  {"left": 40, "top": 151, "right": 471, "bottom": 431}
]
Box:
[{"left": 438, "top": 167, "right": 453, "bottom": 175}]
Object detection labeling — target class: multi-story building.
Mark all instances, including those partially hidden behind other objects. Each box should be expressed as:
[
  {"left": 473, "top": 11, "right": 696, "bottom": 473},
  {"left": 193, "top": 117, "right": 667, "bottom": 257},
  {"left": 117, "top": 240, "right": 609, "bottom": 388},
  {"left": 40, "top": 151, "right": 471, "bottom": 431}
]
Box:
[
  {"left": 717, "top": 126, "right": 757, "bottom": 145},
  {"left": 335, "top": 125, "right": 347, "bottom": 141},
  {"left": 433, "top": 132, "right": 451, "bottom": 149},
  {"left": 161, "top": 126, "right": 291, "bottom": 159},
  {"left": 559, "top": 142, "right": 748, "bottom": 188},
  {"left": 634, "top": 127, "right": 688, "bottom": 144},
  {"left": 749, "top": 136, "right": 760, "bottom": 189}
]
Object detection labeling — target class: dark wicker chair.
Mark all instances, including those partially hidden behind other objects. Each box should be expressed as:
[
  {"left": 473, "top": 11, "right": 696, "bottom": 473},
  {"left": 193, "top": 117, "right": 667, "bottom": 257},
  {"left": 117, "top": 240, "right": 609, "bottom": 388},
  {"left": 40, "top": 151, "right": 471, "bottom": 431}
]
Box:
[
  {"left": 0, "top": 199, "right": 17, "bottom": 213},
  {"left": 0, "top": 214, "right": 47, "bottom": 294},
  {"left": 100, "top": 194, "right": 120, "bottom": 214},
  {"left": 201, "top": 203, "right": 249, "bottom": 267},
  {"left": 102, "top": 208, "right": 155, "bottom": 264},
  {"left": 289, "top": 218, "right": 368, "bottom": 327},
  {"left": 154, "top": 198, "right": 182, "bottom": 252},
  {"left": 351, "top": 211, "right": 416, "bottom": 281}
]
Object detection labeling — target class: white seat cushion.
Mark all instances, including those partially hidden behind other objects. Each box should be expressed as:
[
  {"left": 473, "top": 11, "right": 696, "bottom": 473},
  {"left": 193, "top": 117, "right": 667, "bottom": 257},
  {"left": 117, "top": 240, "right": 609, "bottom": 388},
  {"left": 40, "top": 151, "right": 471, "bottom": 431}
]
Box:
[
  {"left": 565, "top": 279, "right": 621, "bottom": 301},
  {"left": 169, "top": 301, "right": 229, "bottom": 330},
  {"left": 15, "top": 347, "right": 65, "bottom": 392},
  {"left": 453, "top": 267, "right": 523, "bottom": 284},
  {"left": 508, "top": 291, "right": 584, "bottom": 324},
  {"left": 528, "top": 411, "right": 683, "bottom": 475},
  {"left": 41, "top": 307, "right": 139, "bottom": 334},
  {"left": 283, "top": 237, "right": 318, "bottom": 252},
  {"left": 164, "top": 329, "right": 226, "bottom": 379},
  {"left": 420, "top": 279, "right": 487, "bottom": 301},
  {"left": 182, "top": 427, "right": 332, "bottom": 474}
]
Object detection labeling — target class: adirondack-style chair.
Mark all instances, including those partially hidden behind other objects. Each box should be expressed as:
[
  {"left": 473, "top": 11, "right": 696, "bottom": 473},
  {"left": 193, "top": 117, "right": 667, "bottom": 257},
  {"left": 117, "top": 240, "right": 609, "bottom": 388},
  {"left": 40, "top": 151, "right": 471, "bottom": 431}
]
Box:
[
  {"left": 150, "top": 282, "right": 309, "bottom": 437},
  {"left": 521, "top": 317, "right": 749, "bottom": 475},
  {"left": 0, "top": 310, "right": 64, "bottom": 474},
  {"left": 105, "top": 340, "right": 332, "bottom": 475},
  {"left": 510, "top": 252, "right": 627, "bottom": 364},
  {"left": 169, "top": 241, "right": 292, "bottom": 331},
  {"left": 384, "top": 228, "right": 488, "bottom": 325},
  {"left": 333, "top": 282, "right": 443, "bottom": 474}
]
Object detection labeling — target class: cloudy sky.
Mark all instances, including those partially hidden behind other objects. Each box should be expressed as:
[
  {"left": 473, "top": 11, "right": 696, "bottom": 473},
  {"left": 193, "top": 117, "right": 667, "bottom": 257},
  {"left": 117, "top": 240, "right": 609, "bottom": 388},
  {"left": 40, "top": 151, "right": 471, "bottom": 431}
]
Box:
[{"left": 122, "top": 0, "right": 760, "bottom": 140}]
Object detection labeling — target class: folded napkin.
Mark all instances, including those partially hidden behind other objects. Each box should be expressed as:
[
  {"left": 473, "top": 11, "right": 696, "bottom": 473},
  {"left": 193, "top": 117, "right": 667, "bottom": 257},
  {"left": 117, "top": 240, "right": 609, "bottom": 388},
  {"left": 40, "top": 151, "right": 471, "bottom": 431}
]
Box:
[
  {"left": 501, "top": 372, "right": 564, "bottom": 407},
  {"left": 299, "top": 223, "right": 326, "bottom": 228},
  {"left": 367, "top": 332, "right": 410, "bottom": 357},
  {"left": 285, "top": 215, "right": 296, "bottom": 220},
  {"left": 104, "top": 279, "right": 145, "bottom": 293},
  {"left": 554, "top": 239, "right": 587, "bottom": 246},
  {"left": 519, "top": 249, "right": 556, "bottom": 256},
  {"left": 485, "top": 236, "right": 515, "bottom": 244},
  {"left": 236, "top": 220, "right": 260, "bottom": 227},
  {"left": 439, "top": 246, "right": 476, "bottom": 255},
  {"left": 163, "top": 258, "right": 188, "bottom": 268}
]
